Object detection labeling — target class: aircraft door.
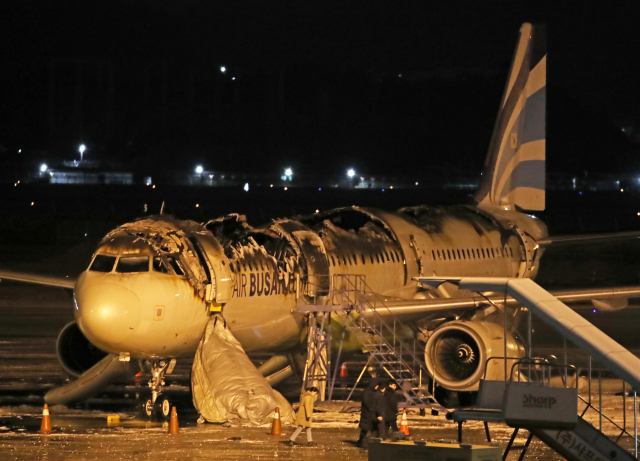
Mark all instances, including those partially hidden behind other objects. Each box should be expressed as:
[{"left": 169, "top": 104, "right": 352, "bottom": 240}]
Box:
[
  {"left": 189, "top": 231, "right": 234, "bottom": 306},
  {"left": 272, "top": 220, "right": 330, "bottom": 297}
]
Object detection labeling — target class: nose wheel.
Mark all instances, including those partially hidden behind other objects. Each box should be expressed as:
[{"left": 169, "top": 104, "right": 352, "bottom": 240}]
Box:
[
  {"left": 143, "top": 397, "right": 171, "bottom": 420},
  {"left": 140, "top": 358, "right": 176, "bottom": 421}
]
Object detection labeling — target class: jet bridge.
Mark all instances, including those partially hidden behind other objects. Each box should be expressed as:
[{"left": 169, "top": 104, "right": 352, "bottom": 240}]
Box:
[{"left": 416, "top": 276, "right": 640, "bottom": 461}]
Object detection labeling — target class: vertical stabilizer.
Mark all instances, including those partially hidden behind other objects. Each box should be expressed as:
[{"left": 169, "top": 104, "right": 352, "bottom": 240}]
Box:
[{"left": 475, "top": 23, "right": 546, "bottom": 211}]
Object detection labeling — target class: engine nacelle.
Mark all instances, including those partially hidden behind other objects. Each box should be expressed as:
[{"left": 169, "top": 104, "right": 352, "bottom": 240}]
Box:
[
  {"left": 56, "top": 321, "right": 107, "bottom": 377},
  {"left": 425, "top": 320, "right": 525, "bottom": 392}
]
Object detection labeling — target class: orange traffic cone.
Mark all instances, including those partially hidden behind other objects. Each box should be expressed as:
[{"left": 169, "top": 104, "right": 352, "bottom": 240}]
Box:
[
  {"left": 39, "top": 404, "right": 52, "bottom": 434},
  {"left": 340, "top": 362, "right": 348, "bottom": 378},
  {"left": 270, "top": 407, "right": 282, "bottom": 435},
  {"left": 399, "top": 409, "right": 410, "bottom": 436},
  {"left": 168, "top": 407, "right": 179, "bottom": 435}
]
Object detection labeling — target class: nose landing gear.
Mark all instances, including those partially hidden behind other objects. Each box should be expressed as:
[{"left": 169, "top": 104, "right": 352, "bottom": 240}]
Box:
[{"left": 141, "top": 358, "right": 176, "bottom": 420}]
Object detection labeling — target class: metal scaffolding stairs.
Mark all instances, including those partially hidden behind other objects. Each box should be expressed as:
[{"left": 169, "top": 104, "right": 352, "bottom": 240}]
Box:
[
  {"left": 428, "top": 276, "right": 640, "bottom": 461},
  {"left": 297, "top": 274, "right": 442, "bottom": 410}
]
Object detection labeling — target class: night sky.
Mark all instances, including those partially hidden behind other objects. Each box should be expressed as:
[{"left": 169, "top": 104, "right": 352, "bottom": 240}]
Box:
[{"left": 1, "top": 1, "right": 639, "bottom": 178}]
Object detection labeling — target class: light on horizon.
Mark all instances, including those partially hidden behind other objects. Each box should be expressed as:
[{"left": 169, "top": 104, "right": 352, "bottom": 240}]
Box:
[
  {"left": 40, "top": 164, "right": 47, "bottom": 173},
  {"left": 347, "top": 168, "right": 355, "bottom": 178},
  {"left": 195, "top": 165, "right": 204, "bottom": 174},
  {"left": 79, "top": 144, "right": 86, "bottom": 161}
]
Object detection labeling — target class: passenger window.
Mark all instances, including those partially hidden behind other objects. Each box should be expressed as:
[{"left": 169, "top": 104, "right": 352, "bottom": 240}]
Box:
[
  {"left": 89, "top": 254, "right": 117, "bottom": 273},
  {"left": 152, "top": 256, "right": 170, "bottom": 274},
  {"left": 167, "top": 256, "right": 185, "bottom": 276},
  {"left": 116, "top": 256, "right": 149, "bottom": 273}
]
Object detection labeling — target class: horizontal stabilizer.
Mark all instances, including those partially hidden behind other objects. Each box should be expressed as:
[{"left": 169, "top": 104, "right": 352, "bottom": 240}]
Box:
[{"left": 537, "top": 230, "right": 640, "bottom": 247}]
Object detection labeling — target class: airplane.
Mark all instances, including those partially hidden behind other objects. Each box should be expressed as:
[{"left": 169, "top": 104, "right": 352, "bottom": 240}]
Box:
[{"left": 2, "top": 23, "right": 640, "bottom": 418}]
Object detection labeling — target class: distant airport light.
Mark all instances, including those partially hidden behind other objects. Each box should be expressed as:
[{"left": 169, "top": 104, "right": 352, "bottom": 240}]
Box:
[
  {"left": 315, "top": 209, "right": 319, "bottom": 213},
  {"left": 79, "top": 144, "right": 86, "bottom": 161},
  {"left": 152, "top": 185, "right": 156, "bottom": 189},
  {"left": 244, "top": 183, "right": 249, "bottom": 192},
  {"left": 285, "top": 167, "right": 293, "bottom": 177},
  {"left": 390, "top": 186, "right": 394, "bottom": 189},
  {"left": 347, "top": 169, "right": 355, "bottom": 178},
  {"left": 415, "top": 182, "right": 419, "bottom": 186},
  {"left": 195, "top": 165, "right": 204, "bottom": 174},
  {"left": 284, "top": 187, "right": 288, "bottom": 191},
  {"left": 209, "top": 174, "right": 214, "bottom": 179},
  {"left": 40, "top": 163, "right": 47, "bottom": 173},
  {"left": 270, "top": 184, "right": 273, "bottom": 188},
  {"left": 621, "top": 188, "right": 624, "bottom": 192},
  {"left": 196, "top": 204, "right": 200, "bottom": 208},
  {"left": 31, "top": 202, "right": 34, "bottom": 206},
  {"left": 220, "top": 66, "right": 226, "bottom": 73},
  {"left": 232, "top": 77, "right": 236, "bottom": 81},
  {"left": 18, "top": 149, "right": 21, "bottom": 153},
  {"left": 382, "top": 189, "right": 385, "bottom": 192},
  {"left": 318, "top": 188, "right": 322, "bottom": 191}
]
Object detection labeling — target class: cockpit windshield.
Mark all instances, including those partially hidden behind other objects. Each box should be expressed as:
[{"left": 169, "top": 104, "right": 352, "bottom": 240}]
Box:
[
  {"left": 89, "top": 255, "right": 117, "bottom": 272},
  {"left": 116, "top": 256, "right": 150, "bottom": 273}
]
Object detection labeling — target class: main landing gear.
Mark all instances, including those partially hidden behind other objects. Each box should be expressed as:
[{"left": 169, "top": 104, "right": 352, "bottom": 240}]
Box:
[{"left": 140, "top": 358, "right": 176, "bottom": 420}]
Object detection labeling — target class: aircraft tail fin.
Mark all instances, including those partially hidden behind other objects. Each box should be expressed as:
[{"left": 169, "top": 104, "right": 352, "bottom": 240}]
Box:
[{"left": 475, "top": 23, "right": 546, "bottom": 211}]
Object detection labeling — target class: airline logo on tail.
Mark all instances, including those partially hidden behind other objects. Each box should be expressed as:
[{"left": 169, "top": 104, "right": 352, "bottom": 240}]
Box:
[{"left": 476, "top": 23, "right": 546, "bottom": 211}]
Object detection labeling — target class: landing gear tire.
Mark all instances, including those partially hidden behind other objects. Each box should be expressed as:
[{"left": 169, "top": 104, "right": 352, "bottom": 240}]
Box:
[
  {"left": 157, "top": 398, "right": 171, "bottom": 420},
  {"left": 143, "top": 399, "right": 155, "bottom": 419}
]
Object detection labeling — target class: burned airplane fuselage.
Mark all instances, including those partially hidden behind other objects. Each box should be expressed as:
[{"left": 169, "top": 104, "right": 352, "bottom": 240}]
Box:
[{"left": 70, "top": 205, "right": 546, "bottom": 363}]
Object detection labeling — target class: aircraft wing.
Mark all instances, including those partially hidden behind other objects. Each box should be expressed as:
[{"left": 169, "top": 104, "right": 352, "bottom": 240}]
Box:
[
  {"left": 370, "top": 285, "right": 640, "bottom": 322},
  {"left": 0, "top": 269, "right": 76, "bottom": 289},
  {"left": 538, "top": 230, "right": 640, "bottom": 247}
]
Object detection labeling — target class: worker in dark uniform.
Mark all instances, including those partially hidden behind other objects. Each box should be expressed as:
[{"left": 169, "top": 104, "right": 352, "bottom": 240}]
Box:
[
  {"left": 373, "top": 381, "right": 390, "bottom": 440},
  {"left": 356, "top": 378, "right": 379, "bottom": 448},
  {"left": 384, "top": 380, "right": 399, "bottom": 434}
]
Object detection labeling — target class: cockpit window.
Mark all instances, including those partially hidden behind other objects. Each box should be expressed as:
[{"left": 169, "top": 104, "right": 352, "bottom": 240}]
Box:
[
  {"left": 89, "top": 255, "right": 117, "bottom": 273},
  {"left": 152, "top": 256, "right": 170, "bottom": 274},
  {"left": 166, "top": 256, "right": 184, "bottom": 276},
  {"left": 116, "top": 256, "right": 150, "bottom": 273}
]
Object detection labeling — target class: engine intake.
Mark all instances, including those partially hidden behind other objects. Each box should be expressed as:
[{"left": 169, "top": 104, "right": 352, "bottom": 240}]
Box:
[
  {"left": 56, "top": 321, "right": 107, "bottom": 377},
  {"left": 425, "top": 320, "right": 524, "bottom": 392}
]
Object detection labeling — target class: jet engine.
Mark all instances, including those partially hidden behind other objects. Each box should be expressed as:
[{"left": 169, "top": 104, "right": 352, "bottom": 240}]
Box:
[
  {"left": 56, "top": 321, "right": 107, "bottom": 377},
  {"left": 425, "top": 320, "right": 525, "bottom": 392}
]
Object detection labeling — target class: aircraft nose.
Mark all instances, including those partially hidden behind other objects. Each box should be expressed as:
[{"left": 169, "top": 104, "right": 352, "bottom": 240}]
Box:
[{"left": 75, "top": 283, "right": 141, "bottom": 348}]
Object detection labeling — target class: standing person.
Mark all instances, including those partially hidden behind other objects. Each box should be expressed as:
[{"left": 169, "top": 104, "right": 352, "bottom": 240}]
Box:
[
  {"left": 373, "top": 381, "right": 390, "bottom": 440},
  {"left": 356, "top": 378, "right": 379, "bottom": 448},
  {"left": 288, "top": 387, "right": 319, "bottom": 447},
  {"left": 385, "top": 380, "right": 399, "bottom": 434}
]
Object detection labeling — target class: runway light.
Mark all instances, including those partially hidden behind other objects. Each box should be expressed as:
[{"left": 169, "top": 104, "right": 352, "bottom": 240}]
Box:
[
  {"left": 318, "top": 188, "right": 322, "bottom": 191},
  {"left": 18, "top": 149, "right": 21, "bottom": 153},
  {"left": 244, "top": 183, "right": 249, "bottom": 192},
  {"left": 195, "top": 165, "right": 204, "bottom": 174},
  {"left": 347, "top": 168, "right": 355, "bottom": 178},
  {"left": 84, "top": 233, "right": 88, "bottom": 237},
  {"left": 152, "top": 185, "right": 156, "bottom": 189},
  {"left": 285, "top": 167, "right": 293, "bottom": 177},
  {"left": 621, "top": 188, "right": 624, "bottom": 192},
  {"left": 40, "top": 163, "right": 47, "bottom": 172},
  {"left": 220, "top": 66, "right": 226, "bottom": 73},
  {"left": 593, "top": 309, "right": 597, "bottom": 313},
  {"left": 31, "top": 202, "right": 34, "bottom": 206},
  {"left": 232, "top": 77, "right": 236, "bottom": 81},
  {"left": 196, "top": 203, "right": 200, "bottom": 208},
  {"left": 382, "top": 189, "right": 385, "bottom": 192},
  {"left": 315, "top": 209, "right": 319, "bottom": 213},
  {"left": 284, "top": 187, "right": 288, "bottom": 191},
  {"left": 79, "top": 144, "right": 86, "bottom": 161},
  {"left": 390, "top": 186, "right": 393, "bottom": 189},
  {"left": 415, "top": 182, "right": 419, "bottom": 186},
  {"left": 270, "top": 184, "right": 273, "bottom": 188},
  {"left": 209, "top": 174, "right": 213, "bottom": 179}
]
